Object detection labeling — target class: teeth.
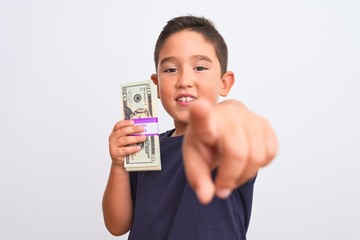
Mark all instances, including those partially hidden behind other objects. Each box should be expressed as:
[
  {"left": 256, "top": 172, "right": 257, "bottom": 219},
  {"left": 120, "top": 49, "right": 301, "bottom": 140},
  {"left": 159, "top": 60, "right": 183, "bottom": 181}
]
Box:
[{"left": 177, "top": 96, "right": 195, "bottom": 102}]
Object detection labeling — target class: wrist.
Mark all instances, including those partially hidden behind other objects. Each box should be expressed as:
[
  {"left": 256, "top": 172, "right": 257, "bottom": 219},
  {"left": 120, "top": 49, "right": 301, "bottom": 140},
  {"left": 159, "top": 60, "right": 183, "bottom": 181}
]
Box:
[{"left": 111, "top": 161, "right": 127, "bottom": 172}]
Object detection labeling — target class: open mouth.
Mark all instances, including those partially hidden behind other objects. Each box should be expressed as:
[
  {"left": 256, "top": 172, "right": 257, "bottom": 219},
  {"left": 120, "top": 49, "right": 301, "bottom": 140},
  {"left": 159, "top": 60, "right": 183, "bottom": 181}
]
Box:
[{"left": 176, "top": 96, "right": 196, "bottom": 102}]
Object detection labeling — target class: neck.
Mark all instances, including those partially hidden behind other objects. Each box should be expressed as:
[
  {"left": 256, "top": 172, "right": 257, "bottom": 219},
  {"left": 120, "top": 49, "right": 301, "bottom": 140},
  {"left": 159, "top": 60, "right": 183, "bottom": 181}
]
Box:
[{"left": 172, "top": 121, "right": 187, "bottom": 137}]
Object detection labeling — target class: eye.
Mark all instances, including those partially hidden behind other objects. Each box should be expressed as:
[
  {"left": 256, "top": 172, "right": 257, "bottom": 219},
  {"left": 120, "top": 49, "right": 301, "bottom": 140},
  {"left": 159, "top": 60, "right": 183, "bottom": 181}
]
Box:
[
  {"left": 194, "top": 66, "right": 208, "bottom": 71},
  {"left": 163, "top": 67, "right": 178, "bottom": 73}
]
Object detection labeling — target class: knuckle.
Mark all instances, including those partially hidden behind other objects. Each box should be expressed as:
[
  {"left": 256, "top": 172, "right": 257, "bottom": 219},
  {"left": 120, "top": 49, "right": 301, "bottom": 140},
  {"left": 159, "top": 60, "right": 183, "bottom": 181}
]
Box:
[
  {"left": 250, "top": 150, "right": 266, "bottom": 166},
  {"left": 132, "top": 145, "right": 141, "bottom": 152},
  {"left": 269, "top": 139, "right": 279, "bottom": 157},
  {"left": 231, "top": 148, "right": 248, "bottom": 161},
  {"left": 119, "top": 136, "right": 128, "bottom": 145},
  {"left": 136, "top": 135, "right": 146, "bottom": 141},
  {"left": 114, "top": 121, "right": 123, "bottom": 131},
  {"left": 122, "top": 136, "right": 137, "bottom": 146},
  {"left": 115, "top": 121, "right": 122, "bottom": 128},
  {"left": 118, "top": 148, "right": 127, "bottom": 157},
  {"left": 109, "top": 132, "right": 117, "bottom": 142},
  {"left": 263, "top": 152, "right": 276, "bottom": 167},
  {"left": 267, "top": 148, "right": 277, "bottom": 161},
  {"left": 215, "top": 172, "right": 237, "bottom": 189},
  {"left": 133, "top": 125, "right": 144, "bottom": 134}
]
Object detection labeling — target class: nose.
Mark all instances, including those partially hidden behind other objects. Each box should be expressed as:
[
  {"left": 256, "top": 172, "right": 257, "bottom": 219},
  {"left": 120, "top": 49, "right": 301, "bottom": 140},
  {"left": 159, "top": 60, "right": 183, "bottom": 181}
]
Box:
[{"left": 176, "top": 69, "right": 194, "bottom": 88}]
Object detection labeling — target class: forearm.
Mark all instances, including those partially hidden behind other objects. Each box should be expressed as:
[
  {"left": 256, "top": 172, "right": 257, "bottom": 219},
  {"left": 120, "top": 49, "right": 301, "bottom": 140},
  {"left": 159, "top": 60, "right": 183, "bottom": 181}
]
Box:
[{"left": 102, "top": 163, "right": 133, "bottom": 236}]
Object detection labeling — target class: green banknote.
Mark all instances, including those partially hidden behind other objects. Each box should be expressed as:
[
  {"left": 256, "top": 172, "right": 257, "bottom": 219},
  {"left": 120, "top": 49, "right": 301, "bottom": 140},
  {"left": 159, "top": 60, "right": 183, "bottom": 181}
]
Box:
[{"left": 120, "top": 80, "right": 161, "bottom": 171}]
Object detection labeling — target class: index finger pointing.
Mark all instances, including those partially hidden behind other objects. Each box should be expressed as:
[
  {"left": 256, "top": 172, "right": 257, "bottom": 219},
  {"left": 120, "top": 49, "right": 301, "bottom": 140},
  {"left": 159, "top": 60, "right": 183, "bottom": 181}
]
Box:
[{"left": 183, "top": 138, "right": 215, "bottom": 204}]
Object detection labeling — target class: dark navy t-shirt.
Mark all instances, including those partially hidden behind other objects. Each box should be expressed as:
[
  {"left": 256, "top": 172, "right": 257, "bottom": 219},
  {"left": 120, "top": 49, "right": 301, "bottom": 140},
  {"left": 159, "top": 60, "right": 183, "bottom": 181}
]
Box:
[{"left": 128, "top": 130, "right": 255, "bottom": 240}]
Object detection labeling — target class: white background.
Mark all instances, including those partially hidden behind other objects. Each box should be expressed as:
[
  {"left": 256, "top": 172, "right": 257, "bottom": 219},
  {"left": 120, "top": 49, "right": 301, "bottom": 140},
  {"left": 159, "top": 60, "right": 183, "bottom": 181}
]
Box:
[{"left": 1, "top": 0, "right": 359, "bottom": 239}]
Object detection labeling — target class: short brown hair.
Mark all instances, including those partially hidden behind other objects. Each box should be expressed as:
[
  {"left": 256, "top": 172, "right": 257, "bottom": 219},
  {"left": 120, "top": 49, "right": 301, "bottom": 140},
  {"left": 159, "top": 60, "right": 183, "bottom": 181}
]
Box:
[{"left": 154, "top": 15, "right": 228, "bottom": 75}]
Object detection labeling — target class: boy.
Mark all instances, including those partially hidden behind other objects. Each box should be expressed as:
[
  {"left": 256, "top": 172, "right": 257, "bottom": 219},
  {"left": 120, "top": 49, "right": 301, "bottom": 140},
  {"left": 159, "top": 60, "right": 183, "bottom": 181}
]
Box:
[{"left": 103, "top": 15, "right": 278, "bottom": 239}]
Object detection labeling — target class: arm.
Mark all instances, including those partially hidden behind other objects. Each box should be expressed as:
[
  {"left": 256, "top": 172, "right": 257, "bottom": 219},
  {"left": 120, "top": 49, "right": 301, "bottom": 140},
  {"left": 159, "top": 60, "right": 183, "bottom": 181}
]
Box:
[
  {"left": 102, "top": 120, "right": 145, "bottom": 236},
  {"left": 183, "top": 99, "right": 278, "bottom": 204}
]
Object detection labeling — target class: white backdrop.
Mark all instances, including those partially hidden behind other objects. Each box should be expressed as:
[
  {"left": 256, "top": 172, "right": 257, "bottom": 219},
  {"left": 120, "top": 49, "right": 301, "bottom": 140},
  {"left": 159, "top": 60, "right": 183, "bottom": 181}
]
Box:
[{"left": 1, "top": 0, "right": 359, "bottom": 239}]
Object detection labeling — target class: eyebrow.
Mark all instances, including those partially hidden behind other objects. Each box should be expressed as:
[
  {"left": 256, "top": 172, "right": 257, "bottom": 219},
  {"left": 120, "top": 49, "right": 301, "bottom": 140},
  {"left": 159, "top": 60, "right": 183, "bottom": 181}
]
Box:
[
  {"left": 192, "top": 55, "right": 213, "bottom": 63},
  {"left": 159, "top": 55, "right": 213, "bottom": 66},
  {"left": 159, "top": 56, "right": 177, "bottom": 66}
]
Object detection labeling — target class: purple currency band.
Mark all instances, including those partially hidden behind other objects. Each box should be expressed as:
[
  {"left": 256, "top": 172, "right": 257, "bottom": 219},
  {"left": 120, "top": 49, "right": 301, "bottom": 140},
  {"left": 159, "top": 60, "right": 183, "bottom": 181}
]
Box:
[{"left": 131, "top": 117, "right": 159, "bottom": 136}]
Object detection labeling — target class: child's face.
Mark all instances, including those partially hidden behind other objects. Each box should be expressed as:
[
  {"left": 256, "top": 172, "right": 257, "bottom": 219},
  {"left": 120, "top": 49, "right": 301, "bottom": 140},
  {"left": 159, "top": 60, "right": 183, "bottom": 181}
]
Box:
[{"left": 151, "top": 30, "right": 233, "bottom": 131}]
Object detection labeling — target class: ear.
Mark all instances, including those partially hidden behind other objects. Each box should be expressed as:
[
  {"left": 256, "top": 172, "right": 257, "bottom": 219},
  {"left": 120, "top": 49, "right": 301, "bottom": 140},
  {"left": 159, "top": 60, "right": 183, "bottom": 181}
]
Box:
[
  {"left": 219, "top": 71, "right": 235, "bottom": 97},
  {"left": 151, "top": 73, "right": 160, "bottom": 99}
]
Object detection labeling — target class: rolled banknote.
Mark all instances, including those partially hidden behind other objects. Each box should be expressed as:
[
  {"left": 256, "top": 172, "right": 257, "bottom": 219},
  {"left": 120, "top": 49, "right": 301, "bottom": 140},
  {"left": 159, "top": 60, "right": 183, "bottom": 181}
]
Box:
[{"left": 120, "top": 80, "right": 161, "bottom": 171}]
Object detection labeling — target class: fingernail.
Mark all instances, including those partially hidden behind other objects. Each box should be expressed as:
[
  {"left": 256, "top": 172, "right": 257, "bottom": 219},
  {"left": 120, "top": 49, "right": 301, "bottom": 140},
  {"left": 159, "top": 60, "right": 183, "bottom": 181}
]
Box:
[{"left": 216, "top": 188, "right": 232, "bottom": 199}]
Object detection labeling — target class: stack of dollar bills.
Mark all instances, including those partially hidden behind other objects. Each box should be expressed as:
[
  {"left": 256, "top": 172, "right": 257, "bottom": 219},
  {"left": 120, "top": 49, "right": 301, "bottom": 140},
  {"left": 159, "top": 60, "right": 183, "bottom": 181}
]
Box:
[{"left": 120, "top": 80, "right": 162, "bottom": 171}]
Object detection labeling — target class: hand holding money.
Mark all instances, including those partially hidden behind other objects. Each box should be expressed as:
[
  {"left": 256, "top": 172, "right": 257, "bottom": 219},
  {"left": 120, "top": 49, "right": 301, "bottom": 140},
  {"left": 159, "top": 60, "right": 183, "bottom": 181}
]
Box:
[
  {"left": 120, "top": 80, "right": 161, "bottom": 171},
  {"left": 109, "top": 119, "right": 147, "bottom": 167},
  {"left": 182, "top": 99, "right": 278, "bottom": 204}
]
